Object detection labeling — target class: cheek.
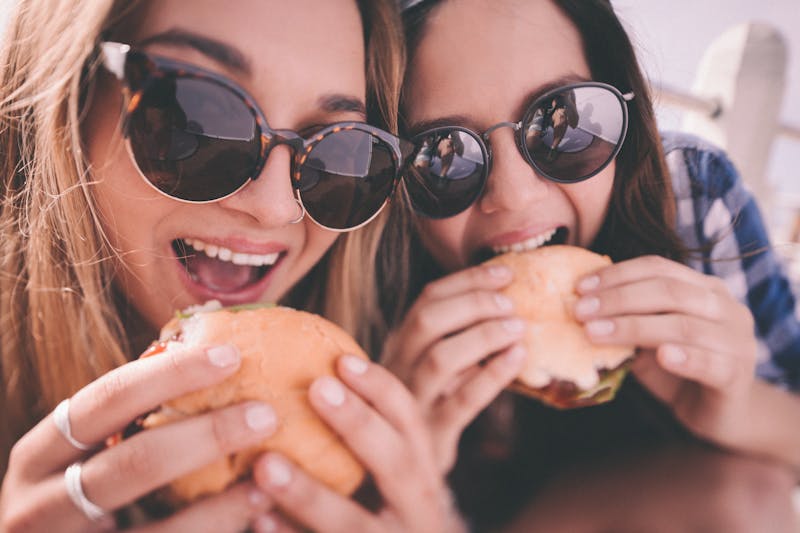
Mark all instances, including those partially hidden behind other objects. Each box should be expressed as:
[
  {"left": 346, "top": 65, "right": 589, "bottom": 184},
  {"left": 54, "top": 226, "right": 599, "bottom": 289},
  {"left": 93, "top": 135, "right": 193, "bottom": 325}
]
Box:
[
  {"left": 306, "top": 225, "right": 338, "bottom": 254},
  {"left": 416, "top": 217, "right": 470, "bottom": 272},
  {"left": 569, "top": 163, "right": 615, "bottom": 246}
]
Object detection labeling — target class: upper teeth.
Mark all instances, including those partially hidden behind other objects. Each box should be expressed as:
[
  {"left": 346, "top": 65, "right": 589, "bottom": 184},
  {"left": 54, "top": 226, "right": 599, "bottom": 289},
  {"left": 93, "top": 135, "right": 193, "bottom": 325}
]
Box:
[
  {"left": 491, "top": 228, "right": 558, "bottom": 254},
  {"left": 183, "top": 238, "right": 281, "bottom": 267}
]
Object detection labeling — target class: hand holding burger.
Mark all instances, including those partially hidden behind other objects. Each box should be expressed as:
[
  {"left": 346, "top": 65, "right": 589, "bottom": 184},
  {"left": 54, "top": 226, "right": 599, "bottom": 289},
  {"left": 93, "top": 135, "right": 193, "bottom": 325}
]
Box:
[
  {"left": 137, "top": 302, "right": 368, "bottom": 506},
  {"left": 484, "top": 245, "right": 634, "bottom": 408},
  {"left": 131, "top": 302, "right": 463, "bottom": 533}
]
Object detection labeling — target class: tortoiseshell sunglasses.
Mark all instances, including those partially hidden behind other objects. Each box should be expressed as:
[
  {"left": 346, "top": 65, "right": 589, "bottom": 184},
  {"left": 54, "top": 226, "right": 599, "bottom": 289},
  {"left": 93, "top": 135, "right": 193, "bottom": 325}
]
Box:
[{"left": 99, "top": 42, "right": 412, "bottom": 231}]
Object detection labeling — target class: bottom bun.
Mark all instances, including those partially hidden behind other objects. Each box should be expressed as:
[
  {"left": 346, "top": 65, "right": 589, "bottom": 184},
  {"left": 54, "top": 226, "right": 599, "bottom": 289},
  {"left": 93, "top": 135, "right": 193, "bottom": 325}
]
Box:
[
  {"left": 484, "top": 246, "right": 634, "bottom": 409},
  {"left": 141, "top": 303, "right": 367, "bottom": 506}
]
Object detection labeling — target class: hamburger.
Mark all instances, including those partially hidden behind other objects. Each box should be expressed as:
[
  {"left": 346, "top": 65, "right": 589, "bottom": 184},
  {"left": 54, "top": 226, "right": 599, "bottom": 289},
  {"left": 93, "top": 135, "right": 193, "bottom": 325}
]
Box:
[
  {"left": 484, "top": 245, "right": 634, "bottom": 409},
  {"left": 139, "top": 301, "right": 367, "bottom": 506}
]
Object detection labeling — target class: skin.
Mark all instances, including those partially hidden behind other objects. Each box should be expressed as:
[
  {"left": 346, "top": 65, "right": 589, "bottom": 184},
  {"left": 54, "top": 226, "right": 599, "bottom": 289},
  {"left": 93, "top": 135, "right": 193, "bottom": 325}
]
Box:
[
  {"left": 387, "top": 0, "right": 800, "bottom": 508},
  {"left": 1, "top": 2, "right": 461, "bottom": 531},
  {"left": 85, "top": 0, "right": 358, "bottom": 335},
  {"left": 384, "top": 0, "right": 614, "bottom": 473}
]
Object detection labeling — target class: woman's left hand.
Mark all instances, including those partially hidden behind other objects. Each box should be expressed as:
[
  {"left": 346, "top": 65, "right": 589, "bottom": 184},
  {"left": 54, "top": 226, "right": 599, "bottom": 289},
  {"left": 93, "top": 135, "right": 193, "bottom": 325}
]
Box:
[
  {"left": 573, "top": 255, "right": 758, "bottom": 449},
  {"left": 250, "top": 355, "right": 466, "bottom": 533}
]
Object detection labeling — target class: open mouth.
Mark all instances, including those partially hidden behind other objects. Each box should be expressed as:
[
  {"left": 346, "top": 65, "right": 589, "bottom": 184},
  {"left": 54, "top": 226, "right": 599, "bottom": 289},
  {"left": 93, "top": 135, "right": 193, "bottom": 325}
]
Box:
[
  {"left": 172, "top": 238, "right": 285, "bottom": 294},
  {"left": 473, "top": 226, "right": 568, "bottom": 264}
]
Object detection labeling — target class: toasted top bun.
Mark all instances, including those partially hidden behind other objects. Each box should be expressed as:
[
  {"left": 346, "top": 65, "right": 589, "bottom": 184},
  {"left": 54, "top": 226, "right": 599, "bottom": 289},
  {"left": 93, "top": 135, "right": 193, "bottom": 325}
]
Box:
[
  {"left": 141, "top": 303, "right": 366, "bottom": 505},
  {"left": 484, "top": 246, "right": 634, "bottom": 400}
]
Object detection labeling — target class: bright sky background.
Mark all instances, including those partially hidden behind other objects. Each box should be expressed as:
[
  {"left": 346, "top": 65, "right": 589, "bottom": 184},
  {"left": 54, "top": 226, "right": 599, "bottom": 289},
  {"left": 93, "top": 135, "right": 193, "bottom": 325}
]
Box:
[{"left": 613, "top": 0, "right": 800, "bottom": 240}]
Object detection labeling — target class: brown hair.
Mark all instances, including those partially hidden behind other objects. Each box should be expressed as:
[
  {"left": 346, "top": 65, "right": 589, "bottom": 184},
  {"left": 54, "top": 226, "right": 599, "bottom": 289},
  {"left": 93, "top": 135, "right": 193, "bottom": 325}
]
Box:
[
  {"left": 372, "top": 0, "right": 689, "bottom": 336},
  {"left": 380, "top": 3, "right": 692, "bottom": 527},
  {"left": 0, "top": 0, "right": 405, "bottom": 476}
]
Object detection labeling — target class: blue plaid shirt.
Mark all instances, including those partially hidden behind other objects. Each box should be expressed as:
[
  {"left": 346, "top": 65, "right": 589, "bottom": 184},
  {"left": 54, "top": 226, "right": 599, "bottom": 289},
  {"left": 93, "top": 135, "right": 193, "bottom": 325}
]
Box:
[{"left": 663, "top": 132, "right": 800, "bottom": 390}]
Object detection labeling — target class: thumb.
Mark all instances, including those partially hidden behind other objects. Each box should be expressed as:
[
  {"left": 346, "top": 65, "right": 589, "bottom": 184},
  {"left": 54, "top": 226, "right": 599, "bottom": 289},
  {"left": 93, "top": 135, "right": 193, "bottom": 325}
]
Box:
[{"left": 630, "top": 348, "right": 682, "bottom": 405}]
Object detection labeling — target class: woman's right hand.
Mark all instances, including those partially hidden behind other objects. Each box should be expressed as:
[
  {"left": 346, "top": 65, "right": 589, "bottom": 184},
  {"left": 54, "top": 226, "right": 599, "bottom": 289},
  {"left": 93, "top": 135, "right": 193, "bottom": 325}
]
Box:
[
  {"left": 0, "top": 344, "right": 276, "bottom": 533},
  {"left": 380, "top": 264, "right": 528, "bottom": 473}
]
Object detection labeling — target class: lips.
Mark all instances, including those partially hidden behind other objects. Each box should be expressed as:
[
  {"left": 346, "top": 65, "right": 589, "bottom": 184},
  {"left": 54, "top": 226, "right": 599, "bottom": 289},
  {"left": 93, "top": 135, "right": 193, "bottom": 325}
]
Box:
[{"left": 172, "top": 238, "right": 286, "bottom": 301}]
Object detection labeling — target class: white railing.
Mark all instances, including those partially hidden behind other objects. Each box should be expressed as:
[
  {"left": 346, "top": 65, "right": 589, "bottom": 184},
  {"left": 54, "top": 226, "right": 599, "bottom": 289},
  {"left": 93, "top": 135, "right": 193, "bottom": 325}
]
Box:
[{"left": 650, "top": 21, "right": 800, "bottom": 282}]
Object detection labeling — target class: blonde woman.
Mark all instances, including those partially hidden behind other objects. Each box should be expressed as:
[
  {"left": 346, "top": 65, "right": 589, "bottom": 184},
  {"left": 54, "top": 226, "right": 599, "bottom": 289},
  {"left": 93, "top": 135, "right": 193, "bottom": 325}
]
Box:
[{"left": 0, "top": 1, "right": 462, "bottom": 531}]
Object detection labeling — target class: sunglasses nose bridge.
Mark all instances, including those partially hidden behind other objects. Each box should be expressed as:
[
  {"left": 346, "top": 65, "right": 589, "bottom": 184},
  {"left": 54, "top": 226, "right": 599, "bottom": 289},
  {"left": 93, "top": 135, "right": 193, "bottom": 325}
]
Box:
[
  {"left": 258, "top": 129, "right": 305, "bottom": 181},
  {"left": 481, "top": 121, "right": 522, "bottom": 143},
  {"left": 266, "top": 129, "right": 305, "bottom": 153}
]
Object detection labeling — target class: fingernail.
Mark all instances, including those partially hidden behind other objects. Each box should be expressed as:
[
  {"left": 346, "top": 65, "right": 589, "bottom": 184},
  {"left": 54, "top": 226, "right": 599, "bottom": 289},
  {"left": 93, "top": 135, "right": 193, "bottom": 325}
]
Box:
[
  {"left": 207, "top": 344, "right": 240, "bottom": 367},
  {"left": 249, "top": 488, "right": 268, "bottom": 507},
  {"left": 578, "top": 275, "right": 600, "bottom": 292},
  {"left": 503, "top": 318, "right": 526, "bottom": 334},
  {"left": 245, "top": 403, "right": 277, "bottom": 432},
  {"left": 487, "top": 265, "right": 512, "bottom": 279},
  {"left": 586, "top": 319, "right": 615, "bottom": 336},
  {"left": 661, "top": 345, "right": 687, "bottom": 366},
  {"left": 575, "top": 296, "right": 600, "bottom": 317},
  {"left": 342, "top": 354, "right": 368, "bottom": 375},
  {"left": 504, "top": 345, "right": 527, "bottom": 365},
  {"left": 263, "top": 455, "right": 292, "bottom": 487},
  {"left": 255, "top": 513, "right": 278, "bottom": 532},
  {"left": 494, "top": 293, "right": 514, "bottom": 312},
  {"left": 315, "top": 376, "right": 346, "bottom": 406}
]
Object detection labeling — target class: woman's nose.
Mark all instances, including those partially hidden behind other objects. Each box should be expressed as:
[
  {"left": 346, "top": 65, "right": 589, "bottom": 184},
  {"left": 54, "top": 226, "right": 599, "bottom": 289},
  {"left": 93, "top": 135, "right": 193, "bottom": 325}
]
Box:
[
  {"left": 477, "top": 130, "right": 551, "bottom": 214},
  {"left": 217, "top": 145, "right": 302, "bottom": 228}
]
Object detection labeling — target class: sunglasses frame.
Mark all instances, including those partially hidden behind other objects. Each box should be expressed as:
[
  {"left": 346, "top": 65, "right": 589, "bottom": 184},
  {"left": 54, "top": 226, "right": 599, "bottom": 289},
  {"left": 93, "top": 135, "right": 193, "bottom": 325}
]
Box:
[
  {"left": 408, "top": 81, "right": 634, "bottom": 218},
  {"left": 99, "top": 41, "right": 411, "bottom": 232}
]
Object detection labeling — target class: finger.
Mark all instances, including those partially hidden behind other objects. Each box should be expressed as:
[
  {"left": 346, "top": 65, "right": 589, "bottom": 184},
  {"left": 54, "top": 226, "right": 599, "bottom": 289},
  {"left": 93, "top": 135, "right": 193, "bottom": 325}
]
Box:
[
  {"left": 252, "top": 512, "right": 303, "bottom": 533},
  {"left": 630, "top": 348, "right": 682, "bottom": 405},
  {"left": 655, "top": 344, "right": 751, "bottom": 391},
  {"left": 21, "top": 344, "right": 242, "bottom": 478},
  {"left": 336, "top": 357, "right": 429, "bottom": 448},
  {"left": 573, "top": 277, "right": 731, "bottom": 323},
  {"left": 2, "top": 474, "right": 115, "bottom": 533},
  {"left": 576, "top": 255, "right": 717, "bottom": 294},
  {"left": 310, "top": 367, "right": 436, "bottom": 515},
  {"left": 410, "top": 317, "right": 526, "bottom": 407},
  {"left": 417, "top": 263, "right": 513, "bottom": 301},
  {"left": 583, "top": 314, "right": 751, "bottom": 355},
  {"left": 434, "top": 344, "right": 527, "bottom": 445},
  {"left": 388, "top": 290, "right": 518, "bottom": 373},
  {"left": 80, "top": 402, "right": 277, "bottom": 512},
  {"left": 130, "top": 482, "right": 272, "bottom": 533},
  {"left": 254, "top": 453, "right": 380, "bottom": 533}
]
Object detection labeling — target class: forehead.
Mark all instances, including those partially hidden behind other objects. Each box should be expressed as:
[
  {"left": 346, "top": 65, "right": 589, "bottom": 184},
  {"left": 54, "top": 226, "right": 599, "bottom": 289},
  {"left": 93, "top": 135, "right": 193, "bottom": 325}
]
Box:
[
  {"left": 405, "top": 0, "right": 590, "bottom": 122},
  {"left": 128, "top": 0, "right": 366, "bottom": 105}
]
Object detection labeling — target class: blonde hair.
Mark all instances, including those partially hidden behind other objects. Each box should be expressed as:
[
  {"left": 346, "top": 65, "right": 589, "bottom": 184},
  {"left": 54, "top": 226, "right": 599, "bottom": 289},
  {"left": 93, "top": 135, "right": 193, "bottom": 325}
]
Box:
[{"left": 0, "top": 0, "right": 405, "bottom": 476}]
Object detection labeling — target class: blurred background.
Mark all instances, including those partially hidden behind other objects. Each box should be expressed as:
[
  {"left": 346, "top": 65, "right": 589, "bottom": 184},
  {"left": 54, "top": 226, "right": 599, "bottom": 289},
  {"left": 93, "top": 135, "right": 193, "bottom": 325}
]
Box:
[{"left": 613, "top": 0, "right": 800, "bottom": 282}]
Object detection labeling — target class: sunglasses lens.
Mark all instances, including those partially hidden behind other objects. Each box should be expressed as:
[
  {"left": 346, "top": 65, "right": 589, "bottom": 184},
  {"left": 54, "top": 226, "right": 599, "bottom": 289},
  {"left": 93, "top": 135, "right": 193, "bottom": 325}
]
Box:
[
  {"left": 297, "top": 129, "right": 396, "bottom": 230},
  {"left": 127, "top": 76, "right": 259, "bottom": 201},
  {"left": 523, "top": 85, "right": 625, "bottom": 182},
  {"left": 406, "top": 130, "right": 485, "bottom": 218}
]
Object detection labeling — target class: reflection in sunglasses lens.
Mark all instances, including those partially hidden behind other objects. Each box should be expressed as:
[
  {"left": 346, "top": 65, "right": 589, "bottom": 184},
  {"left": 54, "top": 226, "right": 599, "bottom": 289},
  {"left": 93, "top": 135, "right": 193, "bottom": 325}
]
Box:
[
  {"left": 129, "top": 76, "right": 259, "bottom": 201},
  {"left": 525, "top": 86, "right": 624, "bottom": 182},
  {"left": 299, "top": 130, "right": 395, "bottom": 230},
  {"left": 407, "top": 129, "right": 485, "bottom": 218}
]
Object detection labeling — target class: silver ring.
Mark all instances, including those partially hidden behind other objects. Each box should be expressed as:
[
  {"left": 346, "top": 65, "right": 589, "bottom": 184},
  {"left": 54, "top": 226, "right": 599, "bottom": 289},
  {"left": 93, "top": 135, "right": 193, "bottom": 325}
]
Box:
[
  {"left": 53, "top": 399, "right": 93, "bottom": 451},
  {"left": 64, "top": 462, "right": 107, "bottom": 521},
  {"left": 289, "top": 198, "right": 306, "bottom": 224}
]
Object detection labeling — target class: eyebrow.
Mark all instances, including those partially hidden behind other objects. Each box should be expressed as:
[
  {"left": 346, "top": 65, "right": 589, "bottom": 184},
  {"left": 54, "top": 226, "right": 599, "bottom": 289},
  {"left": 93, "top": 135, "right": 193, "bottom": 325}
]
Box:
[
  {"left": 406, "top": 73, "right": 589, "bottom": 135},
  {"left": 318, "top": 94, "right": 367, "bottom": 118},
  {"left": 138, "top": 28, "right": 251, "bottom": 75},
  {"left": 136, "top": 29, "right": 367, "bottom": 120}
]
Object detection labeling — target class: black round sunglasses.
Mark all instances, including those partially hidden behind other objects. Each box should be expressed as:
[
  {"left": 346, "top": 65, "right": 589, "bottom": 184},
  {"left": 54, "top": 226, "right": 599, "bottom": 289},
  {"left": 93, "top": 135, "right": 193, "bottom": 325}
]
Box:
[
  {"left": 404, "top": 82, "right": 635, "bottom": 218},
  {"left": 99, "top": 42, "right": 413, "bottom": 232}
]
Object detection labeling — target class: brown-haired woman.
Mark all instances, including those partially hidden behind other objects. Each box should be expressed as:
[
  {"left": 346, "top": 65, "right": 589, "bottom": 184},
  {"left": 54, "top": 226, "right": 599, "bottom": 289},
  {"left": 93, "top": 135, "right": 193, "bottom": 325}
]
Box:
[
  {"left": 376, "top": 0, "right": 800, "bottom": 530},
  {"left": 0, "top": 1, "right": 465, "bottom": 531}
]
